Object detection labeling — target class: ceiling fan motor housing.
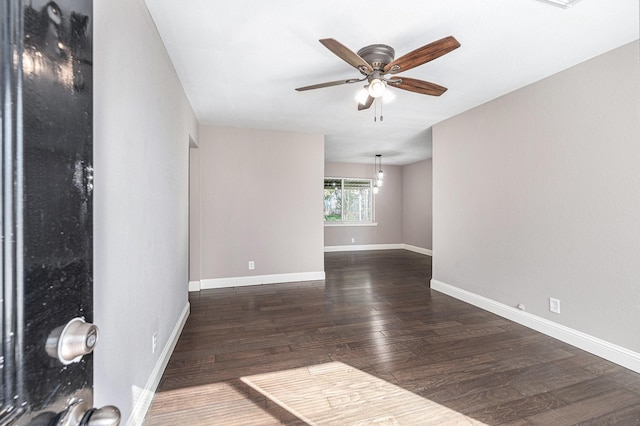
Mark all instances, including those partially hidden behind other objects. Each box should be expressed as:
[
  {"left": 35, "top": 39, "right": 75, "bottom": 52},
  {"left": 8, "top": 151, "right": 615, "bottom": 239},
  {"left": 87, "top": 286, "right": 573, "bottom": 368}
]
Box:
[{"left": 357, "top": 44, "right": 395, "bottom": 70}]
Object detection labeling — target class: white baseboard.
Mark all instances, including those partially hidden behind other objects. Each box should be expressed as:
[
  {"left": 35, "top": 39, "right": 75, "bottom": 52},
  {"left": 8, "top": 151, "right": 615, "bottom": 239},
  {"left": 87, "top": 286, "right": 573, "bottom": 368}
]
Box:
[
  {"left": 324, "top": 244, "right": 432, "bottom": 256},
  {"left": 127, "top": 301, "right": 190, "bottom": 425},
  {"left": 403, "top": 244, "right": 433, "bottom": 256},
  {"left": 200, "top": 271, "right": 325, "bottom": 290},
  {"left": 431, "top": 279, "right": 640, "bottom": 374},
  {"left": 324, "top": 244, "right": 404, "bottom": 252},
  {"left": 188, "top": 280, "right": 201, "bottom": 292}
]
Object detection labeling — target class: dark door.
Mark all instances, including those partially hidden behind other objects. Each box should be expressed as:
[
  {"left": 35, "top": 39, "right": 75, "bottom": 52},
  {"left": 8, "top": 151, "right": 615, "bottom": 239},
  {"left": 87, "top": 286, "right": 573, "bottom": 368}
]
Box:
[{"left": 2, "top": 1, "right": 118, "bottom": 424}]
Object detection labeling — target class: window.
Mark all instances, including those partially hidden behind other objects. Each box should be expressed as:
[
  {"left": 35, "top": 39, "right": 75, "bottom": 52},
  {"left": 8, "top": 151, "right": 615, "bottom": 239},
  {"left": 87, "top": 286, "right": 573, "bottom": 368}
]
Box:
[{"left": 324, "top": 178, "right": 373, "bottom": 223}]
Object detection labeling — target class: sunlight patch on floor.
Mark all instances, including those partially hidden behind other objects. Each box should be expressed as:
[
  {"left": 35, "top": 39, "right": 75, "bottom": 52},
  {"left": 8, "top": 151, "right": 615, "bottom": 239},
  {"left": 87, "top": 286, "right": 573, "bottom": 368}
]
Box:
[
  {"left": 241, "top": 361, "right": 486, "bottom": 425},
  {"left": 145, "top": 381, "right": 287, "bottom": 425}
]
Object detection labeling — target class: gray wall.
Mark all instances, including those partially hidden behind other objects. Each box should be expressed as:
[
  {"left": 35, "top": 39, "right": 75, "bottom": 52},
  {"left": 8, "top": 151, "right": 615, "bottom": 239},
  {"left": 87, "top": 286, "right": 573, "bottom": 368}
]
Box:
[
  {"left": 433, "top": 41, "right": 640, "bottom": 353},
  {"left": 197, "top": 126, "right": 325, "bottom": 279},
  {"left": 94, "top": 0, "right": 198, "bottom": 418},
  {"left": 324, "top": 162, "right": 403, "bottom": 246},
  {"left": 402, "top": 159, "right": 433, "bottom": 250}
]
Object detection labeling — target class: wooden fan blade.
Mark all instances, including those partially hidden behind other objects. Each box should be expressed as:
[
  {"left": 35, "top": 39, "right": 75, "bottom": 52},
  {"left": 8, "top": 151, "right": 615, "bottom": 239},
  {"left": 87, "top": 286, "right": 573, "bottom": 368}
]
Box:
[
  {"left": 358, "top": 95, "right": 374, "bottom": 111},
  {"left": 389, "top": 77, "right": 448, "bottom": 96},
  {"left": 320, "top": 38, "right": 373, "bottom": 74},
  {"left": 384, "top": 36, "right": 460, "bottom": 74},
  {"left": 295, "top": 78, "right": 358, "bottom": 91}
]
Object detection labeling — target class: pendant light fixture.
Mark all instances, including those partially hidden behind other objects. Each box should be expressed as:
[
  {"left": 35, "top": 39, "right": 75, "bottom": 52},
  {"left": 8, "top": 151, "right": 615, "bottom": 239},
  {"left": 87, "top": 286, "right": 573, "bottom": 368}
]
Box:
[
  {"left": 373, "top": 154, "right": 383, "bottom": 194},
  {"left": 377, "top": 154, "right": 384, "bottom": 186}
]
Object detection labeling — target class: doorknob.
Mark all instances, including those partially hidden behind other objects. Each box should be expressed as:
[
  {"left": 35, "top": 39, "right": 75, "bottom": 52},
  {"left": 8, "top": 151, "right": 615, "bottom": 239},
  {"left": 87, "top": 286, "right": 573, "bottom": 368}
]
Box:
[
  {"left": 46, "top": 317, "right": 99, "bottom": 364},
  {"left": 56, "top": 399, "right": 121, "bottom": 426}
]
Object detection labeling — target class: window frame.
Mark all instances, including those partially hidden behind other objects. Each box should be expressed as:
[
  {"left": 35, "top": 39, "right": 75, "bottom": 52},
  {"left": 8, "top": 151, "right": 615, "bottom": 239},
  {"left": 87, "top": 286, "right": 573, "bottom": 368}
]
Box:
[{"left": 323, "top": 177, "right": 377, "bottom": 227}]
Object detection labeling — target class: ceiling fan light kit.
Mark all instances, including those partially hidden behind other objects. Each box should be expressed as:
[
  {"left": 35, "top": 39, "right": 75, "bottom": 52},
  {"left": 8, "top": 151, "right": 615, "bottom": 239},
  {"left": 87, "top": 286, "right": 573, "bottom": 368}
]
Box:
[
  {"left": 368, "top": 78, "right": 386, "bottom": 98},
  {"left": 295, "top": 36, "right": 461, "bottom": 112}
]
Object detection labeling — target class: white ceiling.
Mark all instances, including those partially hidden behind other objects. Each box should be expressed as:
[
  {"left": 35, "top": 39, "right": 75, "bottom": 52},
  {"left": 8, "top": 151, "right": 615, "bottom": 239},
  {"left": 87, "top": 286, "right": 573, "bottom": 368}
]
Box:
[{"left": 145, "top": 0, "right": 639, "bottom": 165}]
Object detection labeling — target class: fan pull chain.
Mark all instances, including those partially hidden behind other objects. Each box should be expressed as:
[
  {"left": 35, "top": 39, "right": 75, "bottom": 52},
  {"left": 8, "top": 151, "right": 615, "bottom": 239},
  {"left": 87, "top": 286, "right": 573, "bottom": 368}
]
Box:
[
  {"left": 373, "top": 99, "right": 377, "bottom": 122},
  {"left": 373, "top": 99, "right": 383, "bottom": 123},
  {"left": 373, "top": 98, "right": 384, "bottom": 123}
]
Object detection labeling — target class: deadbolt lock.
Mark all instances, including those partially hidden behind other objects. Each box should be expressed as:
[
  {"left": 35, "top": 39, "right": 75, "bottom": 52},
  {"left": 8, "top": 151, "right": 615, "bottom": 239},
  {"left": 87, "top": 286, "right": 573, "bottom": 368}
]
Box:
[{"left": 46, "top": 317, "right": 99, "bottom": 365}]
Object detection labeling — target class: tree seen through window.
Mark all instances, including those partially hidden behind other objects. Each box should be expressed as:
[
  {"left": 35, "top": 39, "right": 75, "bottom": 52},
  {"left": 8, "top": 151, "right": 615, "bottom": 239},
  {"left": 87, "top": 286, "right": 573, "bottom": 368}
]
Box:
[{"left": 324, "top": 178, "right": 372, "bottom": 222}]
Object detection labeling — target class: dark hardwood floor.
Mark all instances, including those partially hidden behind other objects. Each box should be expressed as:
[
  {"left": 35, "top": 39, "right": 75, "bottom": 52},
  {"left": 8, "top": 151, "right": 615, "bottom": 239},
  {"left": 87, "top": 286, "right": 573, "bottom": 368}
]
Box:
[{"left": 145, "top": 250, "right": 640, "bottom": 425}]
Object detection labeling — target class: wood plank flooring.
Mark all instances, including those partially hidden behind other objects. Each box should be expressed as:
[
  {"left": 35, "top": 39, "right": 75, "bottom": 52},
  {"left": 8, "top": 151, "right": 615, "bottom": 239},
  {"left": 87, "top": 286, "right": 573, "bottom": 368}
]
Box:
[{"left": 145, "top": 250, "right": 640, "bottom": 425}]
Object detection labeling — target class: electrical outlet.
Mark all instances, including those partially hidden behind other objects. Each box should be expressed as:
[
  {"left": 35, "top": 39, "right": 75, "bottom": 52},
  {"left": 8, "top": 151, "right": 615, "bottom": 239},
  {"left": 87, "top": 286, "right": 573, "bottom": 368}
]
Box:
[
  {"left": 549, "top": 297, "right": 561, "bottom": 314},
  {"left": 248, "top": 261, "right": 255, "bottom": 270},
  {"left": 152, "top": 332, "right": 158, "bottom": 354},
  {"left": 351, "top": 238, "right": 355, "bottom": 243}
]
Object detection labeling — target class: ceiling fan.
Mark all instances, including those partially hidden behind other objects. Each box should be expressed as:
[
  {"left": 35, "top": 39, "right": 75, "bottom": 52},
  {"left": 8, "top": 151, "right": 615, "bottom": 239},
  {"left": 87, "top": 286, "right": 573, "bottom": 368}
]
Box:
[{"left": 295, "top": 36, "right": 461, "bottom": 110}]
